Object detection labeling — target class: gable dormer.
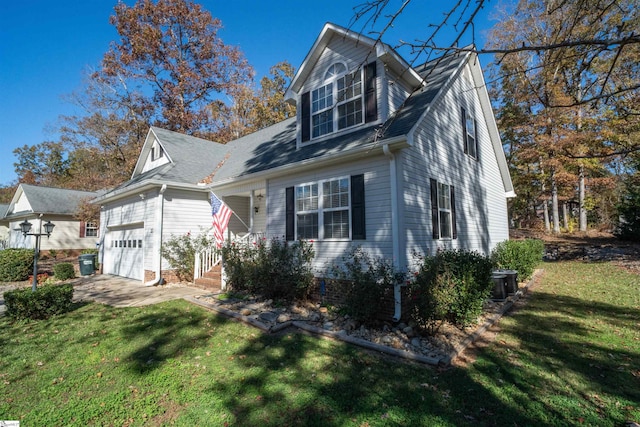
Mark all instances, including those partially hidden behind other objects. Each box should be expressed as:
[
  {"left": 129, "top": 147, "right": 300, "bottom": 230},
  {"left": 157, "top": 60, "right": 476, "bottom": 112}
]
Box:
[
  {"left": 142, "top": 137, "right": 169, "bottom": 173},
  {"left": 131, "top": 128, "right": 173, "bottom": 177},
  {"left": 286, "top": 23, "right": 423, "bottom": 149}
]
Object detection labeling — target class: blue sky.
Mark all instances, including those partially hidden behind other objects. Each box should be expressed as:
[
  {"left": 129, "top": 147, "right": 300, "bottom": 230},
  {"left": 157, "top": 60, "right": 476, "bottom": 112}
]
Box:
[{"left": 0, "top": 0, "right": 497, "bottom": 187}]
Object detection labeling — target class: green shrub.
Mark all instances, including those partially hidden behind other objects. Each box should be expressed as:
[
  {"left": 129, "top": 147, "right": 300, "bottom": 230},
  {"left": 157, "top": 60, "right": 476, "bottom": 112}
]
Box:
[
  {"left": 329, "top": 247, "right": 396, "bottom": 325},
  {"left": 409, "top": 249, "right": 494, "bottom": 334},
  {"left": 491, "top": 239, "right": 544, "bottom": 280},
  {"left": 0, "top": 248, "right": 34, "bottom": 282},
  {"left": 161, "top": 232, "right": 215, "bottom": 281},
  {"left": 4, "top": 283, "right": 74, "bottom": 320},
  {"left": 48, "top": 249, "right": 58, "bottom": 259},
  {"left": 53, "top": 262, "right": 75, "bottom": 280},
  {"left": 221, "top": 237, "right": 315, "bottom": 302}
]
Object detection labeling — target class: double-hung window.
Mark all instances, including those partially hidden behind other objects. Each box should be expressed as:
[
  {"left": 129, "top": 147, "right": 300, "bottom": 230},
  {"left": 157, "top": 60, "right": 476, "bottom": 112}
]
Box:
[
  {"left": 461, "top": 107, "right": 477, "bottom": 159},
  {"left": 293, "top": 177, "right": 351, "bottom": 240},
  {"left": 302, "top": 62, "right": 377, "bottom": 142},
  {"left": 430, "top": 179, "right": 457, "bottom": 240},
  {"left": 286, "top": 175, "right": 365, "bottom": 242},
  {"left": 85, "top": 221, "right": 98, "bottom": 237}
]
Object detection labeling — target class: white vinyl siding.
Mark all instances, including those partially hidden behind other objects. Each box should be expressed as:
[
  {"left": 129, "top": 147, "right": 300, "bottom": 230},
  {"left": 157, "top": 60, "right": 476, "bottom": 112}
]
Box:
[
  {"left": 401, "top": 61, "right": 509, "bottom": 261},
  {"left": 8, "top": 216, "right": 97, "bottom": 251},
  {"left": 267, "top": 156, "right": 391, "bottom": 274}
]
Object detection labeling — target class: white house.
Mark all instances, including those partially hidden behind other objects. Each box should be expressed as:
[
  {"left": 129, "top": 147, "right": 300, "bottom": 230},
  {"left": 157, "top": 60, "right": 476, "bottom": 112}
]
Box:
[
  {"left": 0, "top": 184, "right": 102, "bottom": 251},
  {"left": 95, "top": 23, "right": 514, "bottom": 292},
  {"left": 0, "top": 204, "right": 9, "bottom": 249}
]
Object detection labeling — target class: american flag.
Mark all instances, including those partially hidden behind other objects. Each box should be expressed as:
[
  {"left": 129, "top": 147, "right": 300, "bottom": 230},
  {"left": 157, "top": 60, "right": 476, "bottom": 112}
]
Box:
[{"left": 210, "top": 192, "right": 232, "bottom": 245}]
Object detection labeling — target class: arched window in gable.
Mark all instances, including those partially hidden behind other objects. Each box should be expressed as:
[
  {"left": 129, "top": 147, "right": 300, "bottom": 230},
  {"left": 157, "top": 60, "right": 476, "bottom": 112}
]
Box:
[{"left": 301, "top": 61, "right": 377, "bottom": 141}]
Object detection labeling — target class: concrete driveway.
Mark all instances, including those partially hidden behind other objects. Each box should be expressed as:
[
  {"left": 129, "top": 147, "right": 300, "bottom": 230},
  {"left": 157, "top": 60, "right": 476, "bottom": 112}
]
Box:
[
  {"left": 0, "top": 274, "right": 208, "bottom": 315},
  {"left": 72, "top": 274, "right": 208, "bottom": 307}
]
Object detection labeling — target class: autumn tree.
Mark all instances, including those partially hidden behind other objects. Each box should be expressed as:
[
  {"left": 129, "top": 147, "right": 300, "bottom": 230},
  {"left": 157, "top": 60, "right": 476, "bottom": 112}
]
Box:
[
  {"left": 209, "top": 61, "right": 296, "bottom": 142},
  {"left": 100, "top": 0, "right": 254, "bottom": 139},
  {"left": 349, "top": 0, "right": 638, "bottom": 232}
]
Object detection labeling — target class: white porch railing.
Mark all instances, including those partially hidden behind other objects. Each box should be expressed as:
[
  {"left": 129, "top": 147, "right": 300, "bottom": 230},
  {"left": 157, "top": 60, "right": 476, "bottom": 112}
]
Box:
[
  {"left": 193, "top": 232, "right": 267, "bottom": 280},
  {"left": 194, "top": 246, "right": 221, "bottom": 280}
]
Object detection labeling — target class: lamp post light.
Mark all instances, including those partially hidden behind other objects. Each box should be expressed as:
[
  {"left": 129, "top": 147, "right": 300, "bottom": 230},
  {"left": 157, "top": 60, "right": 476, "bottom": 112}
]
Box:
[{"left": 20, "top": 219, "right": 55, "bottom": 292}]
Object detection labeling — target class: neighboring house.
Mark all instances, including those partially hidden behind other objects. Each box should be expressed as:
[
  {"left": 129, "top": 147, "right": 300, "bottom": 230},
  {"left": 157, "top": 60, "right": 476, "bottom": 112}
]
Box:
[
  {"left": 0, "top": 184, "right": 101, "bottom": 251},
  {"left": 0, "top": 204, "right": 9, "bottom": 249},
  {"left": 95, "top": 23, "right": 514, "bottom": 291}
]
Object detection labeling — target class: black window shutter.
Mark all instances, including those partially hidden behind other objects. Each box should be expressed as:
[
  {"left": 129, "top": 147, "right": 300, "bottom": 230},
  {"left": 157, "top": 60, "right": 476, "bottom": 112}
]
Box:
[
  {"left": 351, "top": 174, "right": 366, "bottom": 240},
  {"left": 430, "top": 179, "right": 439, "bottom": 239},
  {"left": 285, "top": 187, "right": 295, "bottom": 241},
  {"left": 301, "top": 92, "right": 311, "bottom": 142},
  {"left": 364, "top": 62, "right": 378, "bottom": 123},
  {"left": 461, "top": 107, "right": 468, "bottom": 154},
  {"left": 450, "top": 185, "right": 457, "bottom": 239}
]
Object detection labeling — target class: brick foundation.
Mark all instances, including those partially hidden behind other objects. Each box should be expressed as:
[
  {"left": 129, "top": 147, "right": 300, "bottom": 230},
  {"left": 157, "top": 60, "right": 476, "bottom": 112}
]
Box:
[{"left": 144, "top": 269, "right": 182, "bottom": 284}]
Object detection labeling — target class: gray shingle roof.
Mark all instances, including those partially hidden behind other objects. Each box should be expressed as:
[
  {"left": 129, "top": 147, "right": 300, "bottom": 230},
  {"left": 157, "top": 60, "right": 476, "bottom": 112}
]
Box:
[
  {"left": 102, "top": 48, "right": 466, "bottom": 194},
  {"left": 109, "top": 127, "right": 228, "bottom": 192},
  {"left": 0, "top": 204, "right": 8, "bottom": 218},
  {"left": 13, "top": 184, "right": 100, "bottom": 216},
  {"left": 211, "top": 49, "right": 467, "bottom": 182}
]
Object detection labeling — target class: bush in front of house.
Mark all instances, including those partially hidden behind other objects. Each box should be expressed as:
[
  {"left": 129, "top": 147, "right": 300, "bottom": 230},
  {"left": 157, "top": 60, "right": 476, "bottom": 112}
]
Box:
[
  {"left": 491, "top": 238, "right": 545, "bottom": 280},
  {"left": 409, "top": 249, "right": 494, "bottom": 334},
  {"left": 4, "top": 283, "right": 74, "bottom": 320},
  {"left": 53, "top": 262, "right": 76, "bottom": 281},
  {"left": 161, "top": 232, "right": 215, "bottom": 281},
  {"left": 0, "top": 248, "right": 34, "bottom": 282},
  {"left": 329, "top": 247, "right": 396, "bottom": 325},
  {"left": 221, "top": 237, "right": 315, "bottom": 302}
]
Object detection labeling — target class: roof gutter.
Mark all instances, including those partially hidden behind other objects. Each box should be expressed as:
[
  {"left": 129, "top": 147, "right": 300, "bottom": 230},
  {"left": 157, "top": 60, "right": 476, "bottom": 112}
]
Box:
[{"left": 209, "top": 135, "right": 409, "bottom": 191}]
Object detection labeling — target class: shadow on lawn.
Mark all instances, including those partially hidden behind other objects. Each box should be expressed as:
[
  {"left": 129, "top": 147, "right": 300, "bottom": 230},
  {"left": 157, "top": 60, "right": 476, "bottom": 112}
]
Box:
[
  {"left": 205, "top": 292, "right": 639, "bottom": 426},
  {"left": 119, "top": 303, "right": 231, "bottom": 374}
]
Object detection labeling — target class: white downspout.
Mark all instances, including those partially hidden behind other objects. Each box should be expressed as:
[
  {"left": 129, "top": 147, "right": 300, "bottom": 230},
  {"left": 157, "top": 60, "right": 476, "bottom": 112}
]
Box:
[
  {"left": 383, "top": 144, "right": 402, "bottom": 322},
  {"left": 144, "top": 184, "right": 167, "bottom": 286}
]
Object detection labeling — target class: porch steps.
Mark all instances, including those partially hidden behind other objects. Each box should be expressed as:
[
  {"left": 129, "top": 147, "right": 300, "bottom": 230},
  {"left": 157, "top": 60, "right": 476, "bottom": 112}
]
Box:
[{"left": 194, "top": 264, "right": 222, "bottom": 292}]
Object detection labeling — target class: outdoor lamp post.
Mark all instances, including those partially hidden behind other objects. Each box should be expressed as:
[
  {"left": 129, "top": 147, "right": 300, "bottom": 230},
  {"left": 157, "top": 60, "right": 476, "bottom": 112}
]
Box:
[{"left": 20, "top": 219, "right": 55, "bottom": 292}]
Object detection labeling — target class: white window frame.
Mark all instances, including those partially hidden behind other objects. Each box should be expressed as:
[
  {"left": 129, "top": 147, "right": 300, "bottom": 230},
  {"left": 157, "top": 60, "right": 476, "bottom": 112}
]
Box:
[
  {"left": 309, "top": 63, "right": 364, "bottom": 140},
  {"left": 462, "top": 107, "right": 477, "bottom": 159},
  {"left": 294, "top": 176, "right": 351, "bottom": 240},
  {"left": 85, "top": 221, "right": 98, "bottom": 237},
  {"left": 438, "top": 182, "right": 453, "bottom": 239}
]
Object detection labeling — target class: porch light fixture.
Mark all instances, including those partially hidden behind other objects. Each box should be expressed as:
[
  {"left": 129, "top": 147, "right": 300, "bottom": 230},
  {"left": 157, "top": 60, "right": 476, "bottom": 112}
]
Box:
[
  {"left": 254, "top": 193, "right": 264, "bottom": 214},
  {"left": 20, "top": 219, "right": 56, "bottom": 291}
]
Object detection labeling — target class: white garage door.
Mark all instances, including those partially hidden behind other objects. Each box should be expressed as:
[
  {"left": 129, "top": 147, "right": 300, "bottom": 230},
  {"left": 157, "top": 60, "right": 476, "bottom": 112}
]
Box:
[{"left": 104, "top": 226, "right": 144, "bottom": 280}]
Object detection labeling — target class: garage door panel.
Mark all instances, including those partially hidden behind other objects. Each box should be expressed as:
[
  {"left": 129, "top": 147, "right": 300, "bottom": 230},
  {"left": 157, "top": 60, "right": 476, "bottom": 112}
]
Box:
[{"left": 104, "top": 226, "right": 144, "bottom": 280}]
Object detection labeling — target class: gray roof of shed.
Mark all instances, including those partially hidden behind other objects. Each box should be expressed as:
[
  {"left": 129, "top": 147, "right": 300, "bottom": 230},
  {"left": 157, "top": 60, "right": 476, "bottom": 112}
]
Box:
[{"left": 0, "top": 204, "right": 8, "bottom": 218}]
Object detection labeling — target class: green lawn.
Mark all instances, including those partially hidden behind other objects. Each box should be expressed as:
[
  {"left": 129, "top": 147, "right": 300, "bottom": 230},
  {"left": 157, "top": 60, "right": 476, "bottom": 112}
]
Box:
[{"left": 1, "top": 261, "right": 638, "bottom": 426}]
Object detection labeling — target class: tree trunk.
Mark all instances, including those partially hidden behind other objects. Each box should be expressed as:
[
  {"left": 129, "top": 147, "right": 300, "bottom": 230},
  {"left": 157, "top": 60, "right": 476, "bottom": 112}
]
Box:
[
  {"left": 551, "top": 170, "right": 560, "bottom": 233},
  {"left": 579, "top": 164, "right": 587, "bottom": 231},
  {"left": 563, "top": 202, "right": 569, "bottom": 230},
  {"left": 543, "top": 199, "right": 551, "bottom": 232}
]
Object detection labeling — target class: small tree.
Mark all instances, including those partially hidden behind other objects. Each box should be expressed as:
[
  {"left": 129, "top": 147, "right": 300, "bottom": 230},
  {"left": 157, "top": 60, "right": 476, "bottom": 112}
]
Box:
[{"left": 160, "top": 231, "right": 214, "bottom": 281}]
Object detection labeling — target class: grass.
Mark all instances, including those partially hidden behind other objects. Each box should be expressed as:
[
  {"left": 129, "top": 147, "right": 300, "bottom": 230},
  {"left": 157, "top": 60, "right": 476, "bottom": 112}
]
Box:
[{"left": 1, "top": 260, "right": 639, "bottom": 426}]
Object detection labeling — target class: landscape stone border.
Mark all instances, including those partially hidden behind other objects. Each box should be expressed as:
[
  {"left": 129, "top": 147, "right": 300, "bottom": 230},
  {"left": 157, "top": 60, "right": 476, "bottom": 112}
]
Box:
[{"left": 184, "top": 268, "right": 544, "bottom": 366}]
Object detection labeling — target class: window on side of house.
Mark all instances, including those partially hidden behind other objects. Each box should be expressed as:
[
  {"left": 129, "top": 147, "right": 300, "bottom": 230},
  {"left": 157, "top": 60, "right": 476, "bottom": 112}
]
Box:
[
  {"left": 288, "top": 175, "right": 365, "bottom": 241},
  {"left": 461, "top": 107, "right": 478, "bottom": 159},
  {"left": 430, "top": 178, "right": 457, "bottom": 240},
  {"left": 85, "top": 221, "right": 98, "bottom": 237}
]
